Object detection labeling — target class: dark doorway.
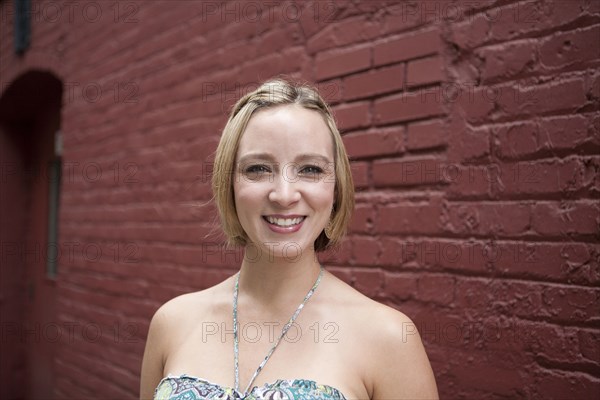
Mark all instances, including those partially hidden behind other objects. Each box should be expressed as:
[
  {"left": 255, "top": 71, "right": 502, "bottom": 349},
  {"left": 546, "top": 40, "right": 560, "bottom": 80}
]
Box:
[{"left": 0, "top": 70, "right": 63, "bottom": 400}]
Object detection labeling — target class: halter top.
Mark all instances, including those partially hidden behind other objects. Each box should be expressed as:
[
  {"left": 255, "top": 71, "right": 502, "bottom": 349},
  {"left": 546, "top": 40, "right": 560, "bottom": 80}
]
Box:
[{"left": 153, "top": 373, "right": 348, "bottom": 400}]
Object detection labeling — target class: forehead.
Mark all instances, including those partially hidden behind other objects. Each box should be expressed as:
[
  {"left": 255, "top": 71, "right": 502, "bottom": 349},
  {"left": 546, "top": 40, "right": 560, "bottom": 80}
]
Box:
[{"left": 236, "top": 105, "right": 334, "bottom": 159}]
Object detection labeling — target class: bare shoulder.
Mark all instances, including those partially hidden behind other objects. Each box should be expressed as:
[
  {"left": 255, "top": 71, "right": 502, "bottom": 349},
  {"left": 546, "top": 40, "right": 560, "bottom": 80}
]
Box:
[
  {"left": 368, "top": 303, "right": 438, "bottom": 399},
  {"left": 325, "top": 271, "right": 439, "bottom": 400},
  {"left": 139, "top": 278, "right": 233, "bottom": 400},
  {"left": 154, "top": 277, "right": 233, "bottom": 333}
]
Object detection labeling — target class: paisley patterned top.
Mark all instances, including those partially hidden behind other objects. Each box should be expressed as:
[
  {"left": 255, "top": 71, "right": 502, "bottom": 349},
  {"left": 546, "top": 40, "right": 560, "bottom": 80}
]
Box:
[{"left": 154, "top": 374, "right": 348, "bottom": 400}]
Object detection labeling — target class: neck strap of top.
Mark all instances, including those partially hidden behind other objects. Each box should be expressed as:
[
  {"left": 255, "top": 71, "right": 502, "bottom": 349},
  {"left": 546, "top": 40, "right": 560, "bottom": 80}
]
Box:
[{"left": 233, "top": 266, "right": 325, "bottom": 396}]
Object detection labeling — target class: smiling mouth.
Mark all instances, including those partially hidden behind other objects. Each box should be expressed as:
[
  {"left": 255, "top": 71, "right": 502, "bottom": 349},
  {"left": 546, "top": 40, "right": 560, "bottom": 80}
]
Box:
[{"left": 263, "top": 216, "right": 306, "bottom": 227}]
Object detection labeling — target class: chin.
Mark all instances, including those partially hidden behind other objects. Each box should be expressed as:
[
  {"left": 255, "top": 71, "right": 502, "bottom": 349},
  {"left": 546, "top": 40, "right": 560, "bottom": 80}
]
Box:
[{"left": 245, "top": 236, "right": 315, "bottom": 262}]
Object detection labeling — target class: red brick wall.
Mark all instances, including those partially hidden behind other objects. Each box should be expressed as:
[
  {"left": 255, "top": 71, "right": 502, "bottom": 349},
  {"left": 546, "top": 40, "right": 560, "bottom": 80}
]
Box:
[
  {"left": 1, "top": 1, "right": 598, "bottom": 399},
  {"left": 0, "top": 125, "right": 29, "bottom": 400}
]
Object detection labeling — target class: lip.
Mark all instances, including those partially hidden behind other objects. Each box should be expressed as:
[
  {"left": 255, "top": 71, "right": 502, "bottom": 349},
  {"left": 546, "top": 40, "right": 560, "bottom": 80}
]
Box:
[{"left": 262, "top": 215, "right": 306, "bottom": 234}]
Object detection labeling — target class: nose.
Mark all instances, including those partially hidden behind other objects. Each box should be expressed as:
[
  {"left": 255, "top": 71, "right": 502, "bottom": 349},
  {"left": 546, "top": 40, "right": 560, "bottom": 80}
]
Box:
[{"left": 268, "top": 172, "right": 301, "bottom": 207}]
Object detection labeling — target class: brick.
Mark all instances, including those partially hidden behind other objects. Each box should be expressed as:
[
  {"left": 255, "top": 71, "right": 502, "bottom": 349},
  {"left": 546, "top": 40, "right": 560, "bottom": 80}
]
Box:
[
  {"left": 307, "top": 15, "right": 380, "bottom": 54},
  {"left": 352, "top": 268, "right": 383, "bottom": 298},
  {"left": 297, "top": 1, "right": 333, "bottom": 38},
  {"left": 441, "top": 202, "right": 531, "bottom": 236},
  {"left": 448, "top": 122, "right": 490, "bottom": 162},
  {"left": 495, "top": 159, "right": 584, "bottom": 196},
  {"left": 582, "top": 155, "right": 600, "bottom": 194},
  {"left": 343, "top": 127, "right": 404, "bottom": 159},
  {"left": 461, "top": 280, "right": 600, "bottom": 325},
  {"left": 350, "top": 161, "right": 369, "bottom": 189},
  {"left": 538, "top": 114, "right": 592, "bottom": 150},
  {"left": 315, "top": 46, "right": 371, "bottom": 80},
  {"left": 386, "top": 239, "right": 479, "bottom": 272},
  {"left": 406, "top": 119, "right": 447, "bottom": 150},
  {"left": 56, "top": 352, "right": 129, "bottom": 399},
  {"left": 383, "top": 272, "right": 418, "bottom": 301},
  {"left": 378, "top": 236, "right": 405, "bottom": 267},
  {"left": 540, "top": 25, "right": 600, "bottom": 69},
  {"left": 446, "top": 165, "right": 491, "bottom": 198},
  {"left": 490, "top": 319, "right": 581, "bottom": 363},
  {"left": 242, "top": 52, "right": 287, "bottom": 83},
  {"left": 398, "top": 238, "right": 568, "bottom": 276},
  {"left": 377, "top": 198, "right": 443, "bottom": 234},
  {"left": 450, "top": 351, "right": 526, "bottom": 397},
  {"left": 66, "top": 274, "right": 147, "bottom": 298},
  {"left": 417, "top": 274, "right": 455, "bottom": 305},
  {"left": 119, "top": 223, "right": 213, "bottom": 245},
  {"left": 336, "top": 240, "right": 354, "bottom": 265},
  {"left": 494, "top": 115, "right": 594, "bottom": 160},
  {"left": 456, "top": 85, "right": 496, "bottom": 123},
  {"left": 343, "top": 64, "right": 404, "bottom": 100},
  {"left": 450, "top": 14, "right": 490, "bottom": 50},
  {"left": 374, "top": 28, "right": 441, "bottom": 66},
  {"left": 488, "top": 1, "right": 593, "bottom": 45},
  {"left": 320, "top": 239, "right": 352, "bottom": 265},
  {"left": 495, "top": 121, "right": 540, "bottom": 159},
  {"left": 374, "top": 91, "right": 444, "bottom": 125},
  {"left": 413, "top": 310, "right": 469, "bottom": 349},
  {"left": 351, "top": 236, "right": 381, "bottom": 266},
  {"left": 486, "top": 2, "right": 550, "bottom": 43},
  {"left": 453, "top": 279, "right": 495, "bottom": 311},
  {"left": 531, "top": 201, "right": 599, "bottom": 236},
  {"left": 465, "top": 280, "right": 545, "bottom": 320},
  {"left": 578, "top": 330, "right": 600, "bottom": 363},
  {"left": 547, "top": 0, "right": 599, "bottom": 28},
  {"left": 407, "top": 56, "right": 444, "bottom": 88},
  {"left": 496, "top": 78, "right": 588, "bottom": 117},
  {"left": 316, "top": 79, "right": 343, "bottom": 104},
  {"left": 536, "top": 369, "right": 600, "bottom": 399},
  {"left": 256, "top": 26, "right": 303, "bottom": 57},
  {"left": 378, "top": 2, "right": 426, "bottom": 36},
  {"left": 477, "top": 40, "right": 537, "bottom": 82},
  {"left": 332, "top": 101, "right": 370, "bottom": 131},
  {"left": 373, "top": 158, "right": 446, "bottom": 187},
  {"left": 349, "top": 203, "right": 374, "bottom": 234},
  {"left": 542, "top": 285, "right": 600, "bottom": 324},
  {"left": 590, "top": 73, "right": 600, "bottom": 99},
  {"left": 491, "top": 241, "right": 598, "bottom": 285}
]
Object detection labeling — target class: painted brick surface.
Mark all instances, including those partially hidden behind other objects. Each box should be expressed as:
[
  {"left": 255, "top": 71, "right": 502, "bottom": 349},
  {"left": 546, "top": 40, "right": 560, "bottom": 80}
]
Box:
[{"left": 1, "top": 0, "right": 598, "bottom": 399}]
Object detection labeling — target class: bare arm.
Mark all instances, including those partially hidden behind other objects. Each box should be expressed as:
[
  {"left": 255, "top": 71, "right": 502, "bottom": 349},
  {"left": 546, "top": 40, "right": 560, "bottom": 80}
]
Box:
[
  {"left": 371, "top": 310, "right": 439, "bottom": 400},
  {"left": 139, "top": 306, "right": 170, "bottom": 400}
]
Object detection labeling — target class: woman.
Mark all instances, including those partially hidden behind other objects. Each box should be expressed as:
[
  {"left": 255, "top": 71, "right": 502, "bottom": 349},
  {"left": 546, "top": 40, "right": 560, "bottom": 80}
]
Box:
[{"left": 140, "top": 79, "right": 439, "bottom": 399}]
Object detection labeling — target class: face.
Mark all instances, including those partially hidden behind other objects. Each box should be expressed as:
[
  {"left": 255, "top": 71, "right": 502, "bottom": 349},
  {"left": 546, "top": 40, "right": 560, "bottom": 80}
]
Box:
[{"left": 233, "top": 104, "right": 336, "bottom": 261}]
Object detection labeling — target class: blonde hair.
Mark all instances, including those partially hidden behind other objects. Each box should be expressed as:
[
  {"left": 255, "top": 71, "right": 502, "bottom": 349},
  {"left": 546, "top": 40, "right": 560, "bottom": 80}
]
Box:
[{"left": 211, "top": 78, "right": 354, "bottom": 252}]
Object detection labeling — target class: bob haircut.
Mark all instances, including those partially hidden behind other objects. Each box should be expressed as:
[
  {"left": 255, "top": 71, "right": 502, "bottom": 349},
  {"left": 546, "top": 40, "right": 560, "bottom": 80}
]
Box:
[{"left": 211, "top": 78, "right": 354, "bottom": 252}]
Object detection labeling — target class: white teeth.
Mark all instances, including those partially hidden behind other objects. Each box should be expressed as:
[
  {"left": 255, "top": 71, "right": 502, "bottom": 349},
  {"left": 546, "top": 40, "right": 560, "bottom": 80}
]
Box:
[{"left": 266, "top": 216, "right": 304, "bottom": 227}]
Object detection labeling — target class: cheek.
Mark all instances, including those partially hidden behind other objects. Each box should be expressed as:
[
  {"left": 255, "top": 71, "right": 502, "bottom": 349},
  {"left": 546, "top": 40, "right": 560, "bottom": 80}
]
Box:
[
  {"left": 234, "top": 182, "right": 251, "bottom": 211},
  {"left": 233, "top": 179, "right": 268, "bottom": 216},
  {"left": 303, "top": 180, "right": 335, "bottom": 209}
]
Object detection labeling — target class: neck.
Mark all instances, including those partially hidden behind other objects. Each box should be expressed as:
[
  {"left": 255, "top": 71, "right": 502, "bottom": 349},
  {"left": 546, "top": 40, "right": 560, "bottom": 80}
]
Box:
[{"left": 237, "top": 245, "right": 322, "bottom": 308}]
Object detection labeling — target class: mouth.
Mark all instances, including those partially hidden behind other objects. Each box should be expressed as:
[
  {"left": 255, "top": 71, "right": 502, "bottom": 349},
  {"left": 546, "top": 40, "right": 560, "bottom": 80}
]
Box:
[{"left": 263, "top": 215, "right": 307, "bottom": 228}]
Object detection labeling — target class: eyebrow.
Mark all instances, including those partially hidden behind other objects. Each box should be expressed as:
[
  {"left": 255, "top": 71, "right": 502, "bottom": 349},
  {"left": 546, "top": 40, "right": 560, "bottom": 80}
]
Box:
[{"left": 237, "top": 152, "right": 333, "bottom": 164}]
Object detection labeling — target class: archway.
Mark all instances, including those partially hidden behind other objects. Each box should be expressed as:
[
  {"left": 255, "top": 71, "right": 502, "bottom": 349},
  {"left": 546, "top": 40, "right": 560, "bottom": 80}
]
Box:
[{"left": 0, "top": 70, "right": 62, "bottom": 399}]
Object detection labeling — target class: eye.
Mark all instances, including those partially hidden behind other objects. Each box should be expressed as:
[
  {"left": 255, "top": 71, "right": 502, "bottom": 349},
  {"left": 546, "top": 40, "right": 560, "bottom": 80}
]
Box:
[
  {"left": 243, "top": 164, "right": 271, "bottom": 180},
  {"left": 299, "top": 165, "right": 324, "bottom": 175},
  {"left": 245, "top": 165, "right": 270, "bottom": 174}
]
